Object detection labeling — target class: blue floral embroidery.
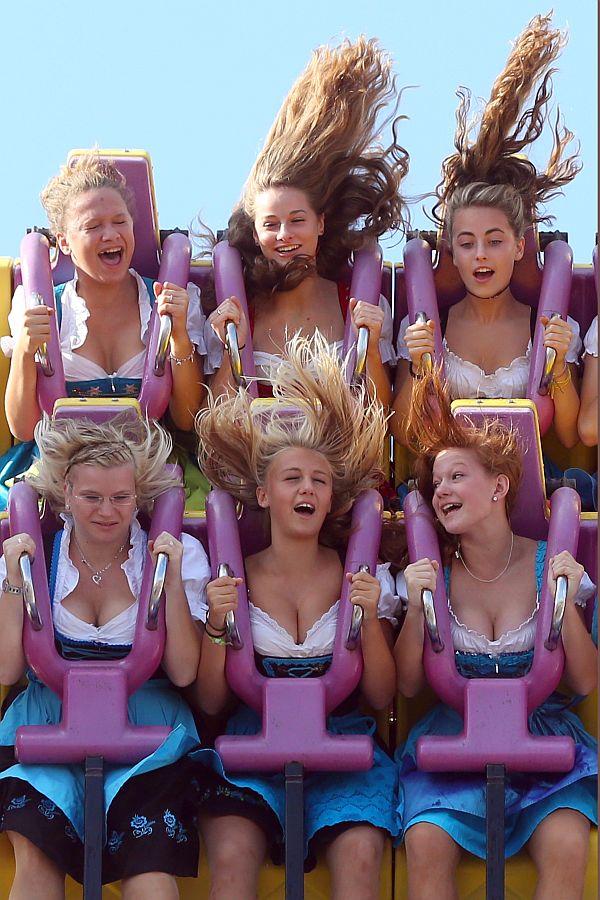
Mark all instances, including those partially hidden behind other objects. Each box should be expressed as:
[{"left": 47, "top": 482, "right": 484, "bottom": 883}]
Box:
[
  {"left": 64, "top": 823, "right": 78, "bottom": 843},
  {"left": 107, "top": 830, "right": 125, "bottom": 854},
  {"left": 6, "top": 795, "right": 29, "bottom": 811},
  {"left": 130, "top": 814, "right": 155, "bottom": 838},
  {"left": 163, "top": 809, "right": 188, "bottom": 843},
  {"left": 37, "top": 799, "right": 57, "bottom": 819}
]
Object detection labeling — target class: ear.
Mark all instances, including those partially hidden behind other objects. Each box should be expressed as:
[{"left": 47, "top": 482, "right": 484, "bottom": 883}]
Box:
[
  {"left": 317, "top": 213, "right": 325, "bottom": 237},
  {"left": 56, "top": 231, "right": 71, "bottom": 256},
  {"left": 514, "top": 235, "right": 525, "bottom": 261},
  {"left": 493, "top": 473, "right": 510, "bottom": 501},
  {"left": 256, "top": 485, "right": 269, "bottom": 509},
  {"left": 252, "top": 229, "right": 261, "bottom": 248}
]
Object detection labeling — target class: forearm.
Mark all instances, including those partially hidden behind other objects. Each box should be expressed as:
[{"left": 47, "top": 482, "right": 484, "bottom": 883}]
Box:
[
  {"left": 168, "top": 337, "right": 206, "bottom": 431},
  {"left": 5, "top": 352, "right": 41, "bottom": 440},
  {"left": 577, "top": 358, "right": 598, "bottom": 446},
  {"left": 390, "top": 364, "right": 412, "bottom": 444},
  {"left": 207, "top": 354, "right": 237, "bottom": 401},
  {"left": 552, "top": 364, "right": 580, "bottom": 449},
  {"left": 162, "top": 585, "right": 201, "bottom": 686},
  {"left": 0, "top": 592, "right": 26, "bottom": 684},
  {"left": 365, "top": 351, "right": 391, "bottom": 409},
  {"left": 192, "top": 633, "right": 233, "bottom": 715},
  {"left": 561, "top": 603, "right": 597, "bottom": 696},
  {"left": 394, "top": 605, "right": 426, "bottom": 697},
  {"left": 359, "top": 618, "right": 396, "bottom": 708}
]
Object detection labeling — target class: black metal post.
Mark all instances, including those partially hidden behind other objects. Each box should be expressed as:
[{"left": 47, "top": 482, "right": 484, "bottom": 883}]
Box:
[
  {"left": 284, "top": 761, "right": 304, "bottom": 900},
  {"left": 486, "top": 763, "right": 505, "bottom": 900},
  {"left": 83, "top": 755, "right": 104, "bottom": 900}
]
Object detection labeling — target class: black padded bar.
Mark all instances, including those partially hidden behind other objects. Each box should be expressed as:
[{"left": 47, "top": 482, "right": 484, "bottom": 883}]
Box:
[{"left": 285, "top": 761, "right": 305, "bottom": 900}]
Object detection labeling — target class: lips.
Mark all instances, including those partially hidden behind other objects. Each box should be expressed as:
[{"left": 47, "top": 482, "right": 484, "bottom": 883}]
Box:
[
  {"left": 293, "top": 502, "right": 315, "bottom": 517},
  {"left": 473, "top": 267, "right": 494, "bottom": 283},
  {"left": 98, "top": 248, "right": 124, "bottom": 267},
  {"left": 441, "top": 502, "right": 462, "bottom": 517}
]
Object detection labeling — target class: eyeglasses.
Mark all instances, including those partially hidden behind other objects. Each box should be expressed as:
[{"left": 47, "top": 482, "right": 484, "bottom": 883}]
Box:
[{"left": 69, "top": 491, "right": 137, "bottom": 507}]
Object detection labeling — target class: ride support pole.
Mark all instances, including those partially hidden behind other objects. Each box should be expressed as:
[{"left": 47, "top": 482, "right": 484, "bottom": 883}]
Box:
[
  {"left": 284, "top": 761, "right": 304, "bottom": 900},
  {"left": 83, "top": 755, "right": 104, "bottom": 900},
  {"left": 486, "top": 763, "right": 505, "bottom": 900}
]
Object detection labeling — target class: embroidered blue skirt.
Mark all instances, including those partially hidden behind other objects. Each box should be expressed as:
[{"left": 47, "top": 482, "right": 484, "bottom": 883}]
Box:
[
  {"left": 395, "top": 650, "right": 598, "bottom": 858},
  {"left": 195, "top": 655, "right": 399, "bottom": 861},
  {"left": 0, "top": 671, "right": 219, "bottom": 883}
]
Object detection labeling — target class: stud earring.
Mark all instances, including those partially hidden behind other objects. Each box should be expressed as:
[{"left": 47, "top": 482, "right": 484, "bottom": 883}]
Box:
[{"left": 492, "top": 495, "right": 498, "bottom": 502}]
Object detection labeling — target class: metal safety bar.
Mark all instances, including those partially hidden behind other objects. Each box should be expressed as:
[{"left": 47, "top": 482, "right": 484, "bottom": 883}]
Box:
[
  {"left": 421, "top": 588, "right": 444, "bottom": 652},
  {"left": 545, "top": 574, "right": 568, "bottom": 651},
  {"left": 345, "top": 564, "right": 369, "bottom": 649},
  {"left": 18, "top": 552, "right": 43, "bottom": 630},
  {"left": 153, "top": 314, "right": 172, "bottom": 376},
  {"left": 225, "top": 320, "right": 244, "bottom": 387},
  {"left": 29, "top": 291, "right": 54, "bottom": 376},
  {"left": 538, "top": 311, "right": 562, "bottom": 396},
  {"left": 147, "top": 552, "right": 168, "bottom": 630},
  {"left": 218, "top": 562, "right": 243, "bottom": 648}
]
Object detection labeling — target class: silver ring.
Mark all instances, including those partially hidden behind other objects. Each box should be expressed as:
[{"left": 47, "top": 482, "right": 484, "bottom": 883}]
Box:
[{"left": 17, "top": 537, "right": 23, "bottom": 544}]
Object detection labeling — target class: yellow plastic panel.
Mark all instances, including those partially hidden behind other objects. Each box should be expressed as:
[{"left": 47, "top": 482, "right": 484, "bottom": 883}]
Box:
[{"left": 0, "top": 258, "right": 13, "bottom": 455}]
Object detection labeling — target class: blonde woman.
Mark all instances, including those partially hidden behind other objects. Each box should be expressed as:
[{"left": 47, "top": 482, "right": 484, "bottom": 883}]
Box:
[{"left": 0, "top": 416, "right": 212, "bottom": 898}]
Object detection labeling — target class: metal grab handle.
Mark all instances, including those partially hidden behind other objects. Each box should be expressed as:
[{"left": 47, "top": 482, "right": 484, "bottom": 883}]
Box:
[
  {"left": 224, "top": 321, "right": 244, "bottom": 388},
  {"left": 545, "top": 574, "right": 568, "bottom": 650},
  {"left": 147, "top": 552, "right": 168, "bottom": 630},
  {"left": 345, "top": 564, "right": 369, "bottom": 649},
  {"left": 538, "top": 311, "right": 562, "bottom": 396},
  {"left": 218, "top": 563, "right": 243, "bottom": 649},
  {"left": 29, "top": 291, "right": 54, "bottom": 377},
  {"left": 422, "top": 588, "right": 444, "bottom": 652},
  {"left": 351, "top": 326, "right": 370, "bottom": 385},
  {"left": 153, "top": 314, "right": 173, "bottom": 376},
  {"left": 415, "top": 311, "right": 433, "bottom": 373},
  {"left": 18, "top": 552, "right": 43, "bottom": 630}
]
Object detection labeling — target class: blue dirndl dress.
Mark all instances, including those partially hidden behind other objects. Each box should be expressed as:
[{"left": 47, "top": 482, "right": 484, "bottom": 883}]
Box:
[
  {"left": 196, "top": 654, "right": 399, "bottom": 863},
  {"left": 0, "top": 530, "right": 220, "bottom": 884},
  {"left": 395, "top": 543, "right": 598, "bottom": 858}
]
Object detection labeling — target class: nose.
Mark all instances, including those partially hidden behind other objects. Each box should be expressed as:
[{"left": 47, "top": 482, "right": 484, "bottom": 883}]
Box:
[
  {"left": 276, "top": 222, "right": 291, "bottom": 241},
  {"left": 97, "top": 497, "right": 114, "bottom": 513},
  {"left": 475, "top": 242, "right": 487, "bottom": 260},
  {"left": 299, "top": 477, "right": 315, "bottom": 494},
  {"left": 434, "top": 477, "right": 450, "bottom": 496},
  {"left": 100, "top": 221, "right": 120, "bottom": 241}
]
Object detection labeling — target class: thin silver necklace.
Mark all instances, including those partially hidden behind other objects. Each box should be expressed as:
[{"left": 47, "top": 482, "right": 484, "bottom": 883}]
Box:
[
  {"left": 74, "top": 535, "right": 128, "bottom": 585},
  {"left": 456, "top": 532, "right": 515, "bottom": 583}
]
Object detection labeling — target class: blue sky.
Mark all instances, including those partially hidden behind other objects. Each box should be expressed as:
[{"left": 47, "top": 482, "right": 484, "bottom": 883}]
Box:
[{"left": 1, "top": 0, "right": 596, "bottom": 261}]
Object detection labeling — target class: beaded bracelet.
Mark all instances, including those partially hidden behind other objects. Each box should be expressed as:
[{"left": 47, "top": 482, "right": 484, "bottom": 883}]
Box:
[
  {"left": 549, "top": 365, "right": 572, "bottom": 398},
  {"left": 205, "top": 619, "right": 227, "bottom": 638},
  {"left": 206, "top": 632, "right": 227, "bottom": 646},
  {"left": 170, "top": 349, "right": 196, "bottom": 366}
]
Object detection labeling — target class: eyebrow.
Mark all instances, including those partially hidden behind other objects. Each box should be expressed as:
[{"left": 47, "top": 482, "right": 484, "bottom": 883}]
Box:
[
  {"left": 281, "top": 466, "right": 330, "bottom": 477},
  {"left": 456, "top": 227, "right": 506, "bottom": 238},
  {"left": 263, "top": 209, "right": 307, "bottom": 219}
]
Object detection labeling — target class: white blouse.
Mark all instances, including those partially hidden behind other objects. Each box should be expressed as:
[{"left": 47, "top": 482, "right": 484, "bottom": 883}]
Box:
[
  {"left": 198, "top": 562, "right": 400, "bottom": 657},
  {"left": 395, "top": 313, "right": 582, "bottom": 400},
  {"left": 395, "top": 570, "right": 596, "bottom": 656},
  {"left": 204, "top": 295, "right": 397, "bottom": 378},
  {"left": 1, "top": 270, "right": 210, "bottom": 380},
  {"left": 583, "top": 316, "right": 598, "bottom": 359},
  {"left": 0, "top": 516, "right": 211, "bottom": 645}
]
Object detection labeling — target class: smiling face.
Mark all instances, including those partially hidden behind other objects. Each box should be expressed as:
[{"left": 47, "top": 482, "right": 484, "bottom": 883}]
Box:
[
  {"left": 253, "top": 186, "right": 324, "bottom": 267},
  {"left": 256, "top": 446, "right": 333, "bottom": 537},
  {"left": 431, "top": 447, "right": 508, "bottom": 535},
  {"left": 65, "top": 462, "right": 137, "bottom": 548},
  {"left": 56, "top": 187, "right": 135, "bottom": 285},
  {"left": 451, "top": 206, "right": 525, "bottom": 299}
]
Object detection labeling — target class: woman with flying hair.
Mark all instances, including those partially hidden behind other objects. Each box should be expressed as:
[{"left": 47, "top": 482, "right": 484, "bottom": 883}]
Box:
[
  {"left": 205, "top": 36, "right": 409, "bottom": 409},
  {"left": 192, "top": 334, "right": 401, "bottom": 899},
  {"left": 394, "top": 370, "right": 597, "bottom": 900},
  {"left": 0, "top": 415, "right": 214, "bottom": 896},
  {"left": 392, "top": 13, "right": 583, "bottom": 452}
]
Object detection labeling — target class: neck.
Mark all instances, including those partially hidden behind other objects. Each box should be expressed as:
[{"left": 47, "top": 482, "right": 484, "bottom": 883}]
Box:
[
  {"left": 457, "top": 516, "right": 513, "bottom": 576},
  {"left": 271, "top": 273, "right": 329, "bottom": 310},
  {"left": 72, "top": 529, "right": 129, "bottom": 565},
  {"left": 265, "top": 527, "right": 323, "bottom": 573},
  {"left": 461, "top": 287, "right": 518, "bottom": 322},
  {"left": 74, "top": 269, "right": 136, "bottom": 311}
]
